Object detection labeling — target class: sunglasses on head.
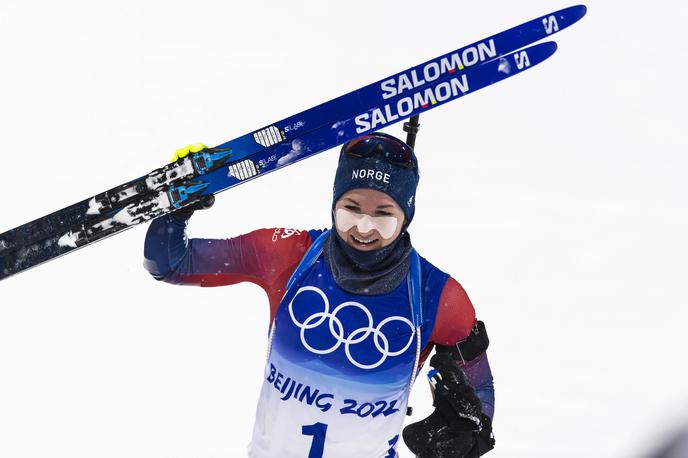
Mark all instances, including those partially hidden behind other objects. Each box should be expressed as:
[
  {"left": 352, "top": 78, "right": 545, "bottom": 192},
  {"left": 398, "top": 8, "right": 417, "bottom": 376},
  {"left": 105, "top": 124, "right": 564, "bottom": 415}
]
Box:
[{"left": 342, "top": 133, "right": 416, "bottom": 169}]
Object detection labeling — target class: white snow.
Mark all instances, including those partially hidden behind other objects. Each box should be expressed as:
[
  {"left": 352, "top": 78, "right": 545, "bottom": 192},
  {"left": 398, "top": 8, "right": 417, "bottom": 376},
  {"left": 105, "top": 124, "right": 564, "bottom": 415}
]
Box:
[
  {"left": 86, "top": 197, "right": 101, "bottom": 215},
  {"left": 277, "top": 139, "right": 306, "bottom": 166},
  {"left": 497, "top": 57, "right": 511, "bottom": 75},
  {"left": 112, "top": 206, "right": 136, "bottom": 226},
  {"left": 57, "top": 231, "right": 79, "bottom": 248}
]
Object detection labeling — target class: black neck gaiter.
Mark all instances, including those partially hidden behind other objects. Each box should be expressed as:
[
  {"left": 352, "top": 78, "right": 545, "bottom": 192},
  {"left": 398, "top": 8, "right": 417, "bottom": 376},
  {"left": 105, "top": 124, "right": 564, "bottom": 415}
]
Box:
[{"left": 323, "top": 227, "right": 413, "bottom": 296}]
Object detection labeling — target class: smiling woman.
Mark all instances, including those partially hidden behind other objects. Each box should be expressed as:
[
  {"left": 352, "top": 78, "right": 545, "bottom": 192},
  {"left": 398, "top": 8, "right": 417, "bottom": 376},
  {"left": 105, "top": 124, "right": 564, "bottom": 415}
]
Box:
[
  {"left": 143, "top": 133, "right": 495, "bottom": 457},
  {"left": 334, "top": 190, "right": 405, "bottom": 249}
]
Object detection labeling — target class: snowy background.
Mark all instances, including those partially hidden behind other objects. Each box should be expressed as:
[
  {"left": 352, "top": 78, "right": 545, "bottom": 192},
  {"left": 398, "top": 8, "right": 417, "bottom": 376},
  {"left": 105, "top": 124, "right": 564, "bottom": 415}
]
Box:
[{"left": 0, "top": 0, "right": 686, "bottom": 457}]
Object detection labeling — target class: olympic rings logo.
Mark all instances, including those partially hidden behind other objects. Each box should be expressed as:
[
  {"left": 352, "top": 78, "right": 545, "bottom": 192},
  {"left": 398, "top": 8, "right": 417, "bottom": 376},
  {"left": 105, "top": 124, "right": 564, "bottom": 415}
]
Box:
[{"left": 288, "top": 286, "right": 415, "bottom": 370}]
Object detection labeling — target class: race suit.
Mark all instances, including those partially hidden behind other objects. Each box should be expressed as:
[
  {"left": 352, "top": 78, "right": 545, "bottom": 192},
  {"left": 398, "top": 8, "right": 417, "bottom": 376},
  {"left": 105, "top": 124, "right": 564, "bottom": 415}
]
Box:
[{"left": 144, "top": 215, "right": 494, "bottom": 457}]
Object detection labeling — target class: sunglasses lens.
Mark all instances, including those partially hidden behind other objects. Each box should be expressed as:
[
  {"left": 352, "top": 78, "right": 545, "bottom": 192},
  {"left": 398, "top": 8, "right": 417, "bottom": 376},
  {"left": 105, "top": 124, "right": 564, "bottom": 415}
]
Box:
[
  {"left": 384, "top": 142, "right": 415, "bottom": 168},
  {"left": 343, "top": 135, "right": 377, "bottom": 158},
  {"left": 343, "top": 134, "right": 415, "bottom": 168}
]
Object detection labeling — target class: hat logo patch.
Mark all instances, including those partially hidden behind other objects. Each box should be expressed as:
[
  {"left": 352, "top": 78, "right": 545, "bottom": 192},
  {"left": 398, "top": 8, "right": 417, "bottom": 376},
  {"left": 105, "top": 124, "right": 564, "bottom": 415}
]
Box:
[{"left": 351, "top": 169, "right": 391, "bottom": 184}]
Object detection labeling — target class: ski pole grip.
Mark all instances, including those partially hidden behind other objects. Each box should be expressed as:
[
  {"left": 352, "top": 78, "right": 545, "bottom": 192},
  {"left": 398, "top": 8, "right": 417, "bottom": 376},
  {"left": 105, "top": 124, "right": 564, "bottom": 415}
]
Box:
[
  {"left": 171, "top": 195, "right": 215, "bottom": 220},
  {"left": 198, "top": 194, "right": 215, "bottom": 209},
  {"left": 403, "top": 115, "right": 421, "bottom": 149}
]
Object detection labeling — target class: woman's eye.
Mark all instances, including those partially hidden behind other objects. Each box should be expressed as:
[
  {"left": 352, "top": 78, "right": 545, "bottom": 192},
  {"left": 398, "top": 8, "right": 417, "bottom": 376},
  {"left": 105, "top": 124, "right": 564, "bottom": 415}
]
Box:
[
  {"left": 345, "top": 205, "right": 361, "bottom": 212},
  {"left": 376, "top": 212, "right": 391, "bottom": 216}
]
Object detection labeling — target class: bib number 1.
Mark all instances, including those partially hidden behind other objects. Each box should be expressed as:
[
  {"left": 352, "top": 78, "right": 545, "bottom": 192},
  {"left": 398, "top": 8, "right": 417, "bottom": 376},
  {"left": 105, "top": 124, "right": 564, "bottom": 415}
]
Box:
[{"left": 302, "top": 422, "right": 328, "bottom": 458}]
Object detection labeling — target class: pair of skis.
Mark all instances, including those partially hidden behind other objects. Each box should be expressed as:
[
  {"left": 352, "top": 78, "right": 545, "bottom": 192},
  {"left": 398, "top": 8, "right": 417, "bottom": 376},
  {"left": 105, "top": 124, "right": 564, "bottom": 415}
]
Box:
[{"left": 0, "top": 5, "right": 587, "bottom": 281}]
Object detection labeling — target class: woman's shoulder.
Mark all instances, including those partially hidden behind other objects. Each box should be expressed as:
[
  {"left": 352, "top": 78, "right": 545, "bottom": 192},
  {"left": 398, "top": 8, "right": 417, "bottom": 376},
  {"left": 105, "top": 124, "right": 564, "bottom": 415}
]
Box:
[
  {"left": 416, "top": 253, "right": 450, "bottom": 288},
  {"left": 415, "top": 253, "right": 475, "bottom": 344},
  {"left": 245, "top": 227, "right": 324, "bottom": 248}
]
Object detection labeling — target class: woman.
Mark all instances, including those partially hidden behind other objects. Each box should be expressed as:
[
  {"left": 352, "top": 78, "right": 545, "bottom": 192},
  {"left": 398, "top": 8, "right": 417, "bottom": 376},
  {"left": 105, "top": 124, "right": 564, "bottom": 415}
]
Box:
[{"left": 143, "top": 133, "right": 495, "bottom": 457}]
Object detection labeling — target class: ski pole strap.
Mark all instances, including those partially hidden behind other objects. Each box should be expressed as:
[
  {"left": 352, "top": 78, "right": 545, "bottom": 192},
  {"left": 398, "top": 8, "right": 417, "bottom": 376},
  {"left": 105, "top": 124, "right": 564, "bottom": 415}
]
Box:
[{"left": 407, "top": 249, "right": 423, "bottom": 328}]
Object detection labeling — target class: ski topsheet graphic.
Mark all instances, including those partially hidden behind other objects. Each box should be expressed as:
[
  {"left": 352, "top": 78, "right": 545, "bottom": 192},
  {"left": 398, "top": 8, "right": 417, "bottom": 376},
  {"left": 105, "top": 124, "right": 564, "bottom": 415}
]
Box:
[{"left": 0, "top": 5, "right": 587, "bottom": 281}]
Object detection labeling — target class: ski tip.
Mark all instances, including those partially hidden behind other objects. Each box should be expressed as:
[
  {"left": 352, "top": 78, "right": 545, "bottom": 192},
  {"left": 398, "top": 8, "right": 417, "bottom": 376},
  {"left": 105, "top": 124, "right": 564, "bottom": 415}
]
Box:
[
  {"left": 528, "top": 40, "right": 558, "bottom": 59},
  {"left": 566, "top": 4, "right": 588, "bottom": 20}
]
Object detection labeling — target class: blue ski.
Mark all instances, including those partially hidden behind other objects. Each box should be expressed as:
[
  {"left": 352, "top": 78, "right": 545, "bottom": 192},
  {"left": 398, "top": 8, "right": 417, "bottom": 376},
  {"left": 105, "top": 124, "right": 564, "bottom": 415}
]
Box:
[
  {"left": 0, "top": 4, "right": 586, "bottom": 256},
  {"left": 0, "top": 41, "right": 560, "bottom": 281}
]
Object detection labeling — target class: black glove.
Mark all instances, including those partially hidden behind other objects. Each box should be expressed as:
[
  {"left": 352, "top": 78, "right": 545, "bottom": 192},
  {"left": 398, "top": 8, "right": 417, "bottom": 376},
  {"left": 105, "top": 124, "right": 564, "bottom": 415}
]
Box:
[
  {"left": 168, "top": 143, "right": 217, "bottom": 221},
  {"left": 172, "top": 194, "right": 215, "bottom": 220},
  {"left": 402, "top": 353, "right": 495, "bottom": 458}
]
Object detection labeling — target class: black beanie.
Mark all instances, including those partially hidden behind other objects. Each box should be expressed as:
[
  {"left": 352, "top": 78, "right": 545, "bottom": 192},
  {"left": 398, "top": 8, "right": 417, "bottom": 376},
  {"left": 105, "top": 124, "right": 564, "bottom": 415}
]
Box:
[{"left": 332, "top": 132, "right": 420, "bottom": 224}]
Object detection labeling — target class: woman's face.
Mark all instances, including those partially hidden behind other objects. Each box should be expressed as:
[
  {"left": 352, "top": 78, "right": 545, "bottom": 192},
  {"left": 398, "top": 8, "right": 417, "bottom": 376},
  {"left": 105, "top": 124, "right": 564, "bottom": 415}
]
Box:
[{"left": 334, "top": 189, "right": 405, "bottom": 251}]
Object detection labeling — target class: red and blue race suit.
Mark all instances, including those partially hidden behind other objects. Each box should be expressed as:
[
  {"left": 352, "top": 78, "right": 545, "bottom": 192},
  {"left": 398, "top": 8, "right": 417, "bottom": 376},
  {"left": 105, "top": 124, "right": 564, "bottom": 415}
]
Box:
[{"left": 144, "top": 215, "right": 494, "bottom": 457}]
